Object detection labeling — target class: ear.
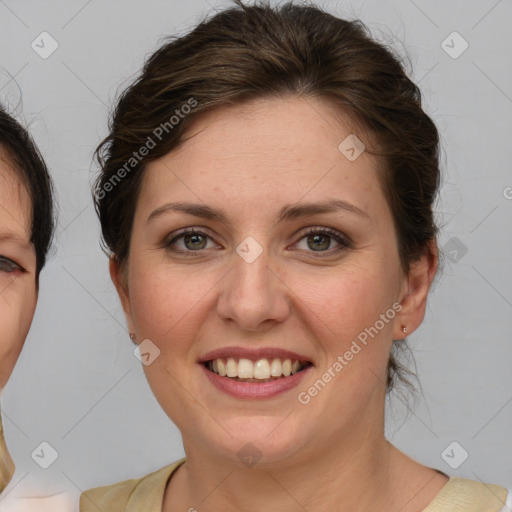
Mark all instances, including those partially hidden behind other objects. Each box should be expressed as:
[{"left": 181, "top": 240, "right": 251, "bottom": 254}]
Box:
[
  {"left": 109, "top": 257, "right": 136, "bottom": 335},
  {"left": 393, "top": 239, "right": 438, "bottom": 339}
]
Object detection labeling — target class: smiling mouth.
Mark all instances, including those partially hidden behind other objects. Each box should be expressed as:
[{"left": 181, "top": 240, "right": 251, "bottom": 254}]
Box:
[{"left": 205, "top": 357, "right": 311, "bottom": 383}]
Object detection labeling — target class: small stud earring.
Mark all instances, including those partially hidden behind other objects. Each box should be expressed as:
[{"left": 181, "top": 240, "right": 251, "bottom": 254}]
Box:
[
  {"left": 129, "top": 333, "right": 136, "bottom": 343},
  {"left": 402, "top": 327, "right": 407, "bottom": 334}
]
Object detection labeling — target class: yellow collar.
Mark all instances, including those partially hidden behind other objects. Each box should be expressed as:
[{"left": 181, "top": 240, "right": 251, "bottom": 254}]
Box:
[{"left": 81, "top": 461, "right": 508, "bottom": 512}]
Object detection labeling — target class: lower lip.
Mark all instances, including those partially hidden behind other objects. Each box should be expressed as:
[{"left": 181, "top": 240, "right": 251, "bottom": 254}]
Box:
[{"left": 200, "top": 364, "right": 312, "bottom": 399}]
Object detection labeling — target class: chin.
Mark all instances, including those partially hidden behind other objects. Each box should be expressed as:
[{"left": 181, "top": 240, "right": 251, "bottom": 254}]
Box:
[{"left": 187, "top": 414, "right": 311, "bottom": 469}]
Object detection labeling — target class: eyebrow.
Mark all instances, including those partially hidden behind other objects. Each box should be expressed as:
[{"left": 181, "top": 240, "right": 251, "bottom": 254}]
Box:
[
  {"left": 0, "top": 232, "right": 27, "bottom": 243},
  {"left": 0, "top": 229, "right": 34, "bottom": 252},
  {"left": 147, "top": 199, "right": 370, "bottom": 225}
]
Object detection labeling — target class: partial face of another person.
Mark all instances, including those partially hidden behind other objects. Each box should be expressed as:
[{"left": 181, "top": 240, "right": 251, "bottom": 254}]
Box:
[
  {"left": 112, "top": 97, "right": 434, "bottom": 466},
  {"left": 0, "top": 152, "right": 37, "bottom": 389}
]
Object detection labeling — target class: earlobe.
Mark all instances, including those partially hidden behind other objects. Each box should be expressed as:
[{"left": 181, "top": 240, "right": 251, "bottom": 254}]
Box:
[
  {"left": 393, "top": 240, "right": 438, "bottom": 339},
  {"left": 109, "top": 257, "right": 136, "bottom": 334}
]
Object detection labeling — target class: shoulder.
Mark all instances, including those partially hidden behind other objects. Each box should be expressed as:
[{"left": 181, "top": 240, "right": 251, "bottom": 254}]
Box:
[
  {"left": 425, "top": 477, "right": 510, "bottom": 512},
  {"left": 79, "top": 459, "right": 185, "bottom": 512},
  {"left": 80, "top": 477, "right": 139, "bottom": 512}
]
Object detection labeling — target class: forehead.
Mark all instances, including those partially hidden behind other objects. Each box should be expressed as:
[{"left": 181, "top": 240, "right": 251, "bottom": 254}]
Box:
[
  {"left": 0, "top": 148, "right": 32, "bottom": 241},
  {"left": 140, "top": 96, "right": 385, "bottom": 219}
]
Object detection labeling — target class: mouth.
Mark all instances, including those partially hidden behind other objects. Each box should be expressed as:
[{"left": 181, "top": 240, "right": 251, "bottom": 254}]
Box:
[
  {"left": 198, "top": 347, "right": 313, "bottom": 398},
  {"left": 204, "top": 357, "right": 312, "bottom": 383}
]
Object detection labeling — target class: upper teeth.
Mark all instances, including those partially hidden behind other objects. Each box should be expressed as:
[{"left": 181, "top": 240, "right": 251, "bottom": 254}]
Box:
[{"left": 209, "top": 358, "right": 305, "bottom": 379}]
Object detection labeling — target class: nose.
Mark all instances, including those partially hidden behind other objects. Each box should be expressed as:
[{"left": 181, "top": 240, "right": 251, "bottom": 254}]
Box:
[{"left": 216, "top": 245, "right": 290, "bottom": 332}]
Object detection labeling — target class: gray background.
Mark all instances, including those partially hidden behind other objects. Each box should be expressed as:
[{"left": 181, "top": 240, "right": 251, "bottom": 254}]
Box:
[{"left": 0, "top": 0, "right": 510, "bottom": 505}]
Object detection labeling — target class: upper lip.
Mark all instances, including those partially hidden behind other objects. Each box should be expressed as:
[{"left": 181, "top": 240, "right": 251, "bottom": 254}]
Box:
[{"left": 198, "top": 346, "right": 312, "bottom": 364}]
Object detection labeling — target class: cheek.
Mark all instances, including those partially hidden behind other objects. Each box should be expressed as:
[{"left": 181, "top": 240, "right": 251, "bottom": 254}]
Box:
[
  {"left": 128, "top": 262, "right": 206, "bottom": 354},
  {"left": 0, "top": 284, "right": 37, "bottom": 387},
  {"left": 291, "top": 260, "right": 398, "bottom": 398},
  {"left": 298, "top": 261, "right": 398, "bottom": 337},
  {"left": 127, "top": 264, "right": 207, "bottom": 416}
]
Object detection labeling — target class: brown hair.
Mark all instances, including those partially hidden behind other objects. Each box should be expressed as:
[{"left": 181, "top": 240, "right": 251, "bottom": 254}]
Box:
[{"left": 94, "top": 0, "right": 440, "bottom": 391}]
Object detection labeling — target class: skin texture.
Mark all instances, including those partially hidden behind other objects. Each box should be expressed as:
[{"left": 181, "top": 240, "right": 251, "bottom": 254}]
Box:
[
  {"left": 0, "top": 154, "right": 37, "bottom": 390},
  {"left": 111, "top": 97, "right": 444, "bottom": 512}
]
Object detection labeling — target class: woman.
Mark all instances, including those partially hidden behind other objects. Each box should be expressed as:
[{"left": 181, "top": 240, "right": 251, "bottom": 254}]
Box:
[
  {"left": 81, "top": 1, "right": 511, "bottom": 511},
  {"left": 0, "top": 105, "right": 54, "bottom": 493}
]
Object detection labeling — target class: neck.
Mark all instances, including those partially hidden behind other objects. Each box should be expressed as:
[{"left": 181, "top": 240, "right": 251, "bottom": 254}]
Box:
[
  {"left": 163, "top": 380, "right": 450, "bottom": 512},
  {"left": 164, "top": 422, "right": 445, "bottom": 512}
]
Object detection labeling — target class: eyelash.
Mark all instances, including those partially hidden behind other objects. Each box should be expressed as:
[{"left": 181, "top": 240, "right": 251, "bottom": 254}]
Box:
[
  {"left": 163, "top": 226, "right": 352, "bottom": 258},
  {"left": 0, "top": 256, "right": 22, "bottom": 273}
]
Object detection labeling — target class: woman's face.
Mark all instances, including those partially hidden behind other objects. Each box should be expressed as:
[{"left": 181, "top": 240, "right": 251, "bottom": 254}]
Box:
[
  {"left": 113, "top": 97, "right": 435, "bottom": 466},
  {"left": 0, "top": 154, "right": 37, "bottom": 389}
]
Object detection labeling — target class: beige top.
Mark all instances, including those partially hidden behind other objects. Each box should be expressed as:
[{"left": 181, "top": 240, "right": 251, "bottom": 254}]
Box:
[
  {"left": 80, "top": 459, "right": 510, "bottom": 512},
  {"left": 0, "top": 420, "right": 15, "bottom": 494}
]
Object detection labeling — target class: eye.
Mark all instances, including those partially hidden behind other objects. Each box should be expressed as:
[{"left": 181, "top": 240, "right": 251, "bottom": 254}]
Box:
[
  {"left": 293, "top": 227, "right": 351, "bottom": 257},
  {"left": 0, "top": 255, "right": 22, "bottom": 273},
  {"left": 164, "top": 228, "right": 218, "bottom": 253},
  {"left": 163, "top": 226, "right": 351, "bottom": 258}
]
